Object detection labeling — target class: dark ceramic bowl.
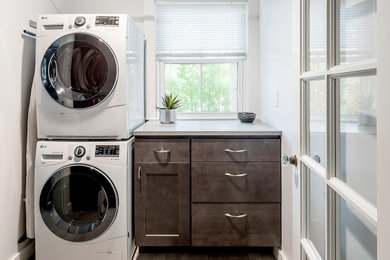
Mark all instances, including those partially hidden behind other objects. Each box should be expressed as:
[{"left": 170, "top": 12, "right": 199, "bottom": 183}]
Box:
[{"left": 238, "top": 112, "right": 256, "bottom": 123}]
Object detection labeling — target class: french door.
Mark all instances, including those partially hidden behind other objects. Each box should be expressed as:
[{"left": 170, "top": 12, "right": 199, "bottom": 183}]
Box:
[{"left": 299, "top": 0, "right": 378, "bottom": 259}]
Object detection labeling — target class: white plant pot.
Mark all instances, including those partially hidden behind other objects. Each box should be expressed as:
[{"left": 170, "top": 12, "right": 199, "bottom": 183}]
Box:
[{"left": 159, "top": 109, "right": 176, "bottom": 124}]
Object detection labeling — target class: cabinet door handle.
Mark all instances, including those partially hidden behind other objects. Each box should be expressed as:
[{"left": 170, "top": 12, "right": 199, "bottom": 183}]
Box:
[
  {"left": 225, "top": 213, "right": 248, "bottom": 218},
  {"left": 224, "top": 148, "right": 247, "bottom": 153},
  {"left": 154, "top": 148, "right": 171, "bottom": 153},
  {"left": 225, "top": 172, "right": 247, "bottom": 177},
  {"left": 137, "top": 166, "right": 142, "bottom": 181}
]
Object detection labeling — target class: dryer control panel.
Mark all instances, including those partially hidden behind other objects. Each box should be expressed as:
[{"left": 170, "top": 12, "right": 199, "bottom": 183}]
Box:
[{"left": 95, "top": 16, "right": 120, "bottom": 26}]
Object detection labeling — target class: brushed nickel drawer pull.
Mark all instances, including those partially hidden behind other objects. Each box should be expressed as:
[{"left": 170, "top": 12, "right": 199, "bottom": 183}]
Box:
[
  {"left": 224, "top": 148, "right": 247, "bottom": 153},
  {"left": 137, "top": 166, "right": 142, "bottom": 181},
  {"left": 225, "top": 213, "right": 248, "bottom": 218},
  {"left": 155, "top": 148, "right": 171, "bottom": 153},
  {"left": 225, "top": 172, "right": 248, "bottom": 177}
]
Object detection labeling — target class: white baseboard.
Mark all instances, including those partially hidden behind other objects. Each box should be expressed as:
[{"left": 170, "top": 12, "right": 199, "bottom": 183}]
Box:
[
  {"left": 131, "top": 246, "right": 139, "bottom": 260},
  {"left": 11, "top": 240, "right": 35, "bottom": 260},
  {"left": 273, "top": 247, "right": 287, "bottom": 260}
]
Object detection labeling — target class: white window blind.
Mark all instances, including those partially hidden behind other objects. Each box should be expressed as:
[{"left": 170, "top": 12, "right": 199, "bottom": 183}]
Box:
[{"left": 155, "top": 0, "right": 247, "bottom": 61}]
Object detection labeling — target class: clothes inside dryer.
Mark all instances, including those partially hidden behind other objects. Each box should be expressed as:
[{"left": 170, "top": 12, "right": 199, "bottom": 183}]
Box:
[
  {"left": 39, "top": 165, "right": 118, "bottom": 242},
  {"left": 52, "top": 41, "right": 108, "bottom": 95}
]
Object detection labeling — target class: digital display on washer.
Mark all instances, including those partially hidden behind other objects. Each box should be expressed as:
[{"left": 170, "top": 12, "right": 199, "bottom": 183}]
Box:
[
  {"left": 95, "top": 16, "right": 119, "bottom": 26},
  {"left": 95, "top": 145, "right": 120, "bottom": 157}
]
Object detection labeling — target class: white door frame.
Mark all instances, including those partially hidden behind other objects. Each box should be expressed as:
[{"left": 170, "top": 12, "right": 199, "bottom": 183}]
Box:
[
  {"left": 292, "top": 0, "right": 383, "bottom": 259},
  {"left": 291, "top": 0, "right": 303, "bottom": 259},
  {"left": 376, "top": 0, "right": 390, "bottom": 259}
]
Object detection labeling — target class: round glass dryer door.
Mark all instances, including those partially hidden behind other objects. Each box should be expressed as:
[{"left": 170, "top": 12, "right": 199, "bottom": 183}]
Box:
[
  {"left": 40, "top": 165, "right": 118, "bottom": 242},
  {"left": 41, "top": 33, "right": 118, "bottom": 109}
]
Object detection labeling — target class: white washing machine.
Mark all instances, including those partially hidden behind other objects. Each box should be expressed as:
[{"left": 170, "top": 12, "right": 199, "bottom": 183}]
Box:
[
  {"left": 35, "top": 14, "right": 144, "bottom": 139},
  {"left": 34, "top": 139, "right": 134, "bottom": 260}
]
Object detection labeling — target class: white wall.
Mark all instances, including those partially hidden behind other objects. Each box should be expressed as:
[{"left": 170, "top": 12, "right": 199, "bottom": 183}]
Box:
[
  {"left": 0, "top": 1, "right": 64, "bottom": 259},
  {"left": 258, "top": 0, "right": 295, "bottom": 259}
]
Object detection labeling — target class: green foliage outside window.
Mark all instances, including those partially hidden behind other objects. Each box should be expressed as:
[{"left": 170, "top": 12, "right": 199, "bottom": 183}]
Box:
[{"left": 164, "top": 63, "right": 238, "bottom": 112}]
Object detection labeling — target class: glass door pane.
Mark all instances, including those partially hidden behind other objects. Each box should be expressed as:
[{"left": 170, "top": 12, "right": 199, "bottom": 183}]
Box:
[
  {"left": 336, "top": 195, "right": 377, "bottom": 260},
  {"left": 336, "top": 75, "right": 377, "bottom": 205},
  {"left": 307, "top": 80, "right": 326, "bottom": 167},
  {"left": 308, "top": 0, "right": 326, "bottom": 71},
  {"left": 306, "top": 168, "right": 326, "bottom": 259},
  {"left": 336, "top": 0, "right": 377, "bottom": 64}
]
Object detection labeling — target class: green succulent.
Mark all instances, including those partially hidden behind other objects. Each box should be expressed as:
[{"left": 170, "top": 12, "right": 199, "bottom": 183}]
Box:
[{"left": 161, "top": 93, "right": 182, "bottom": 110}]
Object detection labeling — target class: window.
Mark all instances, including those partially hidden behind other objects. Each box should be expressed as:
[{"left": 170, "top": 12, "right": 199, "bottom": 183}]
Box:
[
  {"left": 155, "top": 0, "right": 247, "bottom": 116},
  {"left": 164, "top": 63, "right": 239, "bottom": 113}
]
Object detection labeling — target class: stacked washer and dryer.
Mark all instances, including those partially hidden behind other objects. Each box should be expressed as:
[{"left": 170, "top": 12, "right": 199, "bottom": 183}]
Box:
[{"left": 33, "top": 14, "right": 144, "bottom": 260}]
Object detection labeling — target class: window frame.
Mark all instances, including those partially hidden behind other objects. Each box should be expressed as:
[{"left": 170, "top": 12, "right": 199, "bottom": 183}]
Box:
[{"left": 156, "top": 60, "right": 244, "bottom": 119}]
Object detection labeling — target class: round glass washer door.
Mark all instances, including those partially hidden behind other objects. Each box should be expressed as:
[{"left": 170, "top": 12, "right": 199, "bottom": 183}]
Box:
[
  {"left": 40, "top": 165, "right": 118, "bottom": 242},
  {"left": 41, "top": 33, "right": 118, "bottom": 109}
]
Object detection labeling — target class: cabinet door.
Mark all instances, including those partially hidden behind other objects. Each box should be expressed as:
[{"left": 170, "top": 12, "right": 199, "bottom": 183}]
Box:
[{"left": 134, "top": 163, "right": 190, "bottom": 246}]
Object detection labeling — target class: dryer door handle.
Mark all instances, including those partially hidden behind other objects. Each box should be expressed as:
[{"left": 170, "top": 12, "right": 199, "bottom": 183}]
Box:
[{"left": 49, "top": 58, "right": 58, "bottom": 83}]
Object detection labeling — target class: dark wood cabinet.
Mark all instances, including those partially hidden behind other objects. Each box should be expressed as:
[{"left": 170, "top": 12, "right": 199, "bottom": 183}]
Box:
[
  {"left": 134, "top": 136, "right": 281, "bottom": 248},
  {"left": 134, "top": 140, "right": 190, "bottom": 246},
  {"left": 191, "top": 138, "right": 281, "bottom": 247}
]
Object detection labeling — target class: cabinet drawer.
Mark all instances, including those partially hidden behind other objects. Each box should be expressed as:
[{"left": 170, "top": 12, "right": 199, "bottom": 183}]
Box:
[
  {"left": 192, "top": 162, "right": 280, "bottom": 202},
  {"left": 192, "top": 139, "right": 280, "bottom": 162},
  {"left": 192, "top": 203, "right": 280, "bottom": 246},
  {"left": 135, "top": 139, "right": 189, "bottom": 163}
]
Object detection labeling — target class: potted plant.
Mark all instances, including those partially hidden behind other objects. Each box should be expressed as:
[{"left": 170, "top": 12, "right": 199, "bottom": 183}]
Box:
[
  {"left": 354, "top": 93, "right": 376, "bottom": 126},
  {"left": 157, "top": 93, "right": 182, "bottom": 124}
]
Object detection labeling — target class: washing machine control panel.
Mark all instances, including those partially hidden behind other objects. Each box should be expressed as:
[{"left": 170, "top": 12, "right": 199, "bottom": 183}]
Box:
[{"left": 95, "top": 145, "right": 120, "bottom": 157}]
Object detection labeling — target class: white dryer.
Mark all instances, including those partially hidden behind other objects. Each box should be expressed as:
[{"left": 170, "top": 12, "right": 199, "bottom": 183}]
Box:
[
  {"left": 35, "top": 14, "right": 144, "bottom": 139},
  {"left": 34, "top": 139, "right": 134, "bottom": 260}
]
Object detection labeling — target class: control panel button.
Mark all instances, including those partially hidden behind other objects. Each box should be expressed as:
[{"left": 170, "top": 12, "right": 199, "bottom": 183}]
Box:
[
  {"left": 75, "top": 16, "right": 86, "bottom": 27},
  {"left": 74, "top": 146, "right": 86, "bottom": 157},
  {"left": 86, "top": 155, "right": 91, "bottom": 160}
]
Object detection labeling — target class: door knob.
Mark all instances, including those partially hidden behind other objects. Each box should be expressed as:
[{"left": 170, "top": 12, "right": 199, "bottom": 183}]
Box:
[{"left": 281, "top": 154, "right": 298, "bottom": 167}]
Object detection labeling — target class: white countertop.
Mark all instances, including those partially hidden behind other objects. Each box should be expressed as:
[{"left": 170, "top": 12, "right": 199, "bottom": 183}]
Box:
[{"left": 134, "top": 119, "right": 282, "bottom": 136}]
